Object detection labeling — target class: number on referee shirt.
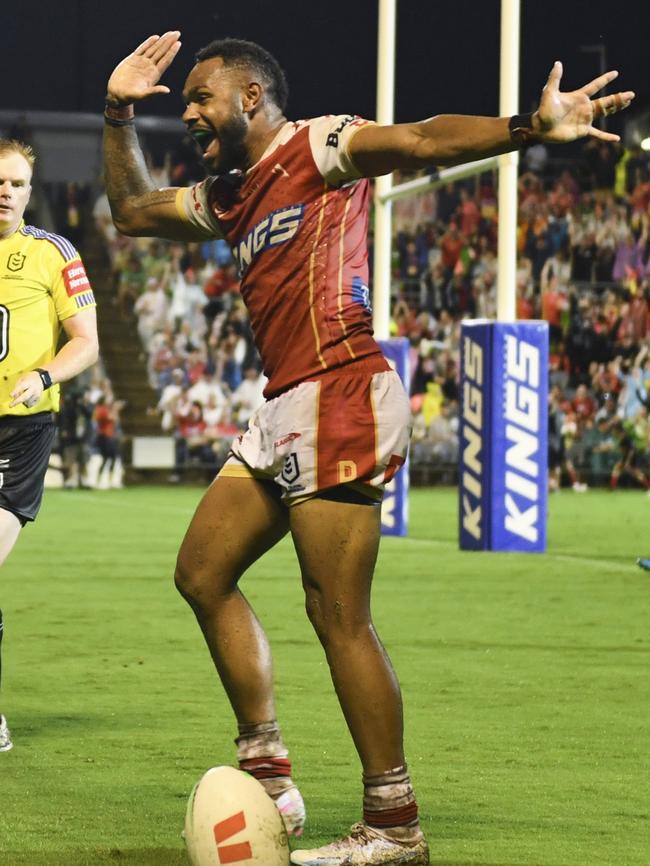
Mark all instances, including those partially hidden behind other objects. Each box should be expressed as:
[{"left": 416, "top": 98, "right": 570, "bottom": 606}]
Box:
[{"left": 0, "top": 305, "right": 8, "bottom": 362}]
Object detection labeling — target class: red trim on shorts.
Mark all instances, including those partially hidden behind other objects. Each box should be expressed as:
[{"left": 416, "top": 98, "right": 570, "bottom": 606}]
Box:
[
  {"left": 383, "top": 453, "right": 405, "bottom": 483},
  {"left": 316, "top": 369, "right": 378, "bottom": 491}
]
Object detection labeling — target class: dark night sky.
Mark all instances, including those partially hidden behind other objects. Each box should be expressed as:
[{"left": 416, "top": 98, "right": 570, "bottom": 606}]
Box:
[{"left": 2, "top": 0, "right": 645, "bottom": 130}]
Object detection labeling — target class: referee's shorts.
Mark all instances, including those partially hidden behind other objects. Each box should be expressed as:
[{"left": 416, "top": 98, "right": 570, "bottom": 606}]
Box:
[{"left": 0, "top": 413, "right": 56, "bottom": 524}]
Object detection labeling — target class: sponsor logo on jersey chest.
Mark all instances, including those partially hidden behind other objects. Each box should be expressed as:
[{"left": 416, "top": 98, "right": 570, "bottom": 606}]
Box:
[{"left": 233, "top": 204, "right": 305, "bottom": 273}]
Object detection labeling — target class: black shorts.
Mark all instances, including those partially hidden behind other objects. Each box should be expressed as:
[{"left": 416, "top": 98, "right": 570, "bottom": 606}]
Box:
[
  {"left": 0, "top": 413, "right": 56, "bottom": 524},
  {"left": 623, "top": 447, "right": 648, "bottom": 470},
  {"left": 96, "top": 434, "right": 119, "bottom": 461},
  {"left": 548, "top": 443, "right": 565, "bottom": 470}
]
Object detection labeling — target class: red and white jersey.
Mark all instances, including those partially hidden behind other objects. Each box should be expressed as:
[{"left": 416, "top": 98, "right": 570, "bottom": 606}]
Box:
[{"left": 176, "top": 115, "right": 388, "bottom": 397}]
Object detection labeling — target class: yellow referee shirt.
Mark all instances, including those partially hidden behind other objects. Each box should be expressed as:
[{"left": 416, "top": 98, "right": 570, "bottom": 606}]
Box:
[{"left": 0, "top": 222, "right": 96, "bottom": 416}]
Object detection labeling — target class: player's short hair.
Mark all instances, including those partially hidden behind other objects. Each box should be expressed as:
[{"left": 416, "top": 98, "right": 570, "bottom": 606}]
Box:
[
  {"left": 0, "top": 138, "right": 36, "bottom": 171},
  {"left": 195, "top": 38, "right": 289, "bottom": 112}
]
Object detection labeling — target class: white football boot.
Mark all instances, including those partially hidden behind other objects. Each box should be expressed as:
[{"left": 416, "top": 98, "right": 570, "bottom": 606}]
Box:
[
  {"left": 0, "top": 715, "right": 13, "bottom": 752},
  {"left": 289, "top": 822, "right": 429, "bottom": 865}
]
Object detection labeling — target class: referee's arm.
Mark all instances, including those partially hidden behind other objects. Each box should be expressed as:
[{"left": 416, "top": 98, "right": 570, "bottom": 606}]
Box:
[{"left": 9, "top": 309, "right": 98, "bottom": 409}]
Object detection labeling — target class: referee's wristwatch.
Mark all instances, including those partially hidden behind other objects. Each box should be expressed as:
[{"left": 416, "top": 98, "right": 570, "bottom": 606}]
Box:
[{"left": 34, "top": 368, "right": 53, "bottom": 390}]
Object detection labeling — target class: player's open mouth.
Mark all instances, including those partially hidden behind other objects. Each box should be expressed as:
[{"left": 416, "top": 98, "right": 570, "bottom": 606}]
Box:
[{"left": 190, "top": 128, "right": 219, "bottom": 159}]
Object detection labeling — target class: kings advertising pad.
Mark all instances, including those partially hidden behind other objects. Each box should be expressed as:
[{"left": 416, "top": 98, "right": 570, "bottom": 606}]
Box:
[{"left": 459, "top": 321, "right": 549, "bottom": 552}]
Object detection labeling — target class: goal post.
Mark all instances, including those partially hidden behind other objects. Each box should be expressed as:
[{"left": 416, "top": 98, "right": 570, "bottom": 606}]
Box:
[
  {"left": 373, "top": 0, "right": 549, "bottom": 550},
  {"left": 372, "top": 0, "right": 522, "bottom": 330}
]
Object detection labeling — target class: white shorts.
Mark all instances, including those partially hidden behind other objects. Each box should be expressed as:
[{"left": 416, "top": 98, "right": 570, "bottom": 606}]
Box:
[{"left": 219, "top": 367, "right": 411, "bottom": 505}]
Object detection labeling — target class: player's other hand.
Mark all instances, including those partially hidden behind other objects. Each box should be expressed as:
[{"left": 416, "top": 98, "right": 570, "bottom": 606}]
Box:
[
  {"left": 9, "top": 371, "right": 45, "bottom": 409},
  {"left": 532, "top": 62, "right": 634, "bottom": 143},
  {"left": 106, "top": 31, "right": 182, "bottom": 107}
]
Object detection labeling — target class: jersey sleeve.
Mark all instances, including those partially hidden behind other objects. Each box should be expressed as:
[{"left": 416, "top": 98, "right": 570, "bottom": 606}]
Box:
[
  {"left": 175, "top": 180, "right": 224, "bottom": 238},
  {"left": 308, "top": 115, "right": 374, "bottom": 186},
  {"left": 50, "top": 247, "right": 96, "bottom": 321}
]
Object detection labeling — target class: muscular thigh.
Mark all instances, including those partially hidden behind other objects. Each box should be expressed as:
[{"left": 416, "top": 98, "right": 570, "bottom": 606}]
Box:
[
  {"left": 176, "top": 475, "right": 290, "bottom": 597},
  {"left": 289, "top": 496, "right": 381, "bottom": 628}
]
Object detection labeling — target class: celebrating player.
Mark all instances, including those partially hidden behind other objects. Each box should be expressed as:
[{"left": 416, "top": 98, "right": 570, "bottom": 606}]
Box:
[
  {"left": 102, "top": 32, "right": 633, "bottom": 865},
  {"left": 0, "top": 139, "right": 99, "bottom": 753}
]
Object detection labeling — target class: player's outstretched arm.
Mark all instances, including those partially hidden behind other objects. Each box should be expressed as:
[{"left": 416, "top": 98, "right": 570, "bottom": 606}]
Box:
[
  {"left": 348, "top": 62, "right": 634, "bottom": 177},
  {"left": 103, "top": 32, "right": 206, "bottom": 240}
]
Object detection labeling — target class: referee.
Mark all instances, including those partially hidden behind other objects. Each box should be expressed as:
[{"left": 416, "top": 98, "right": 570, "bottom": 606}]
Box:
[{"left": 0, "top": 139, "right": 99, "bottom": 752}]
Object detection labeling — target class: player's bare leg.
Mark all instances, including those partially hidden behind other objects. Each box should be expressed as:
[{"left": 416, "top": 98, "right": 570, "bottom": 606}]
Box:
[
  {"left": 174, "top": 475, "right": 305, "bottom": 835},
  {"left": 0, "top": 508, "right": 22, "bottom": 567},
  {"left": 290, "top": 497, "right": 403, "bottom": 772},
  {"left": 289, "top": 494, "right": 428, "bottom": 865}
]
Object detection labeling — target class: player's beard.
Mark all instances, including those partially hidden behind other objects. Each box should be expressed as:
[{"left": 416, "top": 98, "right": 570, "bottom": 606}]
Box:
[{"left": 207, "top": 114, "right": 249, "bottom": 176}]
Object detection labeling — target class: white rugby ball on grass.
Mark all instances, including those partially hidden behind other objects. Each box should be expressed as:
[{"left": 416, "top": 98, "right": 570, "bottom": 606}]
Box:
[{"left": 184, "top": 765, "right": 290, "bottom": 866}]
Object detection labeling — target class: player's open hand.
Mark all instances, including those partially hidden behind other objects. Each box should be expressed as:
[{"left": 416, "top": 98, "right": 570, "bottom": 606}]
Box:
[
  {"left": 9, "top": 371, "right": 44, "bottom": 409},
  {"left": 106, "top": 31, "right": 181, "bottom": 106},
  {"left": 533, "top": 62, "right": 634, "bottom": 143}
]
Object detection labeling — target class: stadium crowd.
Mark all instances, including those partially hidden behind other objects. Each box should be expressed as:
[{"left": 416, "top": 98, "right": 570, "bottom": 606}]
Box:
[
  {"left": 92, "top": 136, "right": 650, "bottom": 489},
  {"left": 56, "top": 374, "right": 125, "bottom": 489}
]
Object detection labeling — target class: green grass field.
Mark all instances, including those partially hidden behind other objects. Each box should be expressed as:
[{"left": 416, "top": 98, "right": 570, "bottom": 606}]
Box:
[{"left": 1, "top": 485, "right": 648, "bottom": 866}]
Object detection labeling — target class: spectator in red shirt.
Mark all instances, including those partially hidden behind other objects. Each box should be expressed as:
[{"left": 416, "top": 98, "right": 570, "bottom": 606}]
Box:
[
  {"left": 93, "top": 396, "right": 123, "bottom": 488},
  {"left": 440, "top": 222, "right": 463, "bottom": 274},
  {"left": 458, "top": 189, "right": 480, "bottom": 238},
  {"left": 174, "top": 400, "right": 215, "bottom": 473},
  {"left": 204, "top": 262, "right": 240, "bottom": 300},
  {"left": 571, "top": 384, "right": 596, "bottom": 430}
]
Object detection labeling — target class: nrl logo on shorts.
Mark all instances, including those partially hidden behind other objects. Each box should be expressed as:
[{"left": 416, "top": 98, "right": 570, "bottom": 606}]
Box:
[
  {"left": 7, "top": 252, "right": 26, "bottom": 272},
  {"left": 281, "top": 452, "right": 300, "bottom": 483}
]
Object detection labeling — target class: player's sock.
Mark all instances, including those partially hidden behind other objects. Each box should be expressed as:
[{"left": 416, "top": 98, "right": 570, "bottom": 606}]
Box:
[
  {"left": 362, "top": 764, "right": 422, "bottom": 842},
  {"left": 236, "top": 721, "right": 293, "bottom": 796},
  {"left": 236, "top": 721, "right": 305, "bottom": 836},
  {"left": 610, "top": 472, "right": 619, "bottom": 490}
]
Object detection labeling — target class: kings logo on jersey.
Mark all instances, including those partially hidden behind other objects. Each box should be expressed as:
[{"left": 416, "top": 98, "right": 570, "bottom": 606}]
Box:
[{"left": 234, "top": 204, "right": 305, "bottom": 274}]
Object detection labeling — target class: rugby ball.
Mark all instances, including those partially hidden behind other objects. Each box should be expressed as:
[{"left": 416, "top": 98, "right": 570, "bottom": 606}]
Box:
[{"left": 184, "top": 765, "right": 290, "bottom": 866}]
